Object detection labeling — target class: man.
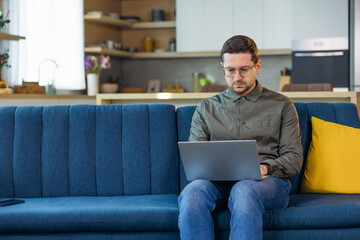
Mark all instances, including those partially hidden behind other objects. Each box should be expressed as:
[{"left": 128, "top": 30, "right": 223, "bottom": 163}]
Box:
[{"left": 178, "top": 35, "right": 303, "bottom": 240}]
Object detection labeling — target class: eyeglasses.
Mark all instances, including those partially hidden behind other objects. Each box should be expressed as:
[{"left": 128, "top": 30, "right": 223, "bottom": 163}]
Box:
[{"left": 223, "top": 64, "right": 256, "bottom": 77}]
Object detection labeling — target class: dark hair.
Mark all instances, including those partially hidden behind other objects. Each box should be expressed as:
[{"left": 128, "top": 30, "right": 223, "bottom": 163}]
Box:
[{"left": 220, "top": 35, "right": 259, "bottom": 63}]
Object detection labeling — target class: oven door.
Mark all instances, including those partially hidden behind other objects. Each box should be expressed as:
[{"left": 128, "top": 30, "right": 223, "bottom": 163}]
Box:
[{"left": 291, "top": 50, "right": 349, "bottom": 89}]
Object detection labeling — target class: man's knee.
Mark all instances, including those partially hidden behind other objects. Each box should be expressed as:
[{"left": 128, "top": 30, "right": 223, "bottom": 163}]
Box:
[
  {"left": 178, "top": 180, "right": 217, "bottom": 210},
  {"left": 179, "top": 180, "right": 213, "bottom": 201},
  {"left": 228, "top": 180, "right": 263, "bottom": 211},
  {"left": 230, "top": 180, "right": 259, "bottom": 198}
]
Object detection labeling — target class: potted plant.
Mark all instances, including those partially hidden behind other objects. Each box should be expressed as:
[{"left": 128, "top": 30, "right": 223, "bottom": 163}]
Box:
[
  {"left": 0, "top": 10, "right": 10, "bottom": 29},
  {"left": 0, "top": 49, "right": 11, "bottom": 85},
  {"left": 84, "top": 55, "right": 111, "bottom": 96}
]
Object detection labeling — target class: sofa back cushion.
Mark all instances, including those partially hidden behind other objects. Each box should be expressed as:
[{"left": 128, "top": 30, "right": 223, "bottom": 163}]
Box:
[
  {"left": 0, "top": 104, "right": 179, "bottom": 198},
  {"left": 177, "top": 102, "right": 360, "bottom": 193},
  {"left": 176, "top": 106, "right": 197, "bottom": 190},
  {"left": 300, "top": 116, "right": 360, "bottom": 194},
  {"left": 290, "top": 102, "right": 360, "bottom": 193}
]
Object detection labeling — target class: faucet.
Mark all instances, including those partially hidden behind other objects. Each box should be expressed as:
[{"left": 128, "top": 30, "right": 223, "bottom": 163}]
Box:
[
  {"left": 38, "top": 58, "right": 59, "bottom": 83},
  {"left": 38, "top": 58, "right": 59, "bottom": 94}
]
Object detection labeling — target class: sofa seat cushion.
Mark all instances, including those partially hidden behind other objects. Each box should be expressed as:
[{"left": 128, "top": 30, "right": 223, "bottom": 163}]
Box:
[
  {"left": 214, "top": 194, "right": 360, "bottom": 230},
  {"left": 0, "top": 194, "right": 179, "bottom": 233},
  {"left": 265, "top": 194, "right": 360, "bottom": 229}
]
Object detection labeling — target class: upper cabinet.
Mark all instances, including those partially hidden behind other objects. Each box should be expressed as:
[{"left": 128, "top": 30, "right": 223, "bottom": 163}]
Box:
[
  {"left": 177, "top": 0, "right": 348, "bottom": 52},
  {"left": 176, "top": 0, "right": 291, "bottom": 52},
  {"left": 233, "top": 0, "right": 264, "bottom": 49},
  {"left": 85, "top": 0, "right": 349, "bottom": 56},
  {"left": 263, "top": 0, "right": 292, "bottom": 49},
  {"left": 176, "top": 0, "right": 233, "bottom": 52},
  {"left": 291, "top": 0, "right": 348, "bottom": 40}
]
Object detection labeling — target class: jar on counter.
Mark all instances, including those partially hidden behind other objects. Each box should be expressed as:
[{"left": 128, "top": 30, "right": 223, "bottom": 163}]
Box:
[
  {"left": 193, "top": 72, "right": 200, "bottom": 92},
  {"left": 169, "top": 38, "right": 176, "bottom": 52}
]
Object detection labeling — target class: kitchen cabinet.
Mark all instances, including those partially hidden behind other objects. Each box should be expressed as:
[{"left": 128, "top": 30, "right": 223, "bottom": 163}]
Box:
[
  {"left": 233, "top": 0, "right": 264, "bottom": 49},
  {"left": 177, "top": 0, "right": 292, "bottom": 52},
  {"left": 176, "top": 0, "right": 233, "bottom": 52},
  {"left": 84, "top": 0, "right": 176, "bottom": 58},
  {"left": 292, "top": 0, "right": 348, "bottom": 40},
  {"left": 175, "top": 0, "right": 202, "bottom": 52},
  {"left": 263, "top": 0, "right": 291, "bottom": 49}
]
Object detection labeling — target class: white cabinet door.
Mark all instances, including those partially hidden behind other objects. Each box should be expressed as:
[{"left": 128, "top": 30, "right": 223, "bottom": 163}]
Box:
[
  {"left": 202, "top": 0, "right": 233, "bottom": 51},
  {"left": 176, "top": 0, "right": 233, "bottom": 52},
  {"left": 292, "top": 0, "right": 348, "bottom": 40},
  {"left": 176, "top": 0, "right": 204, "bottom": 52},
  {"left": 263, "top": 0, "right": 292, "bottom": 49},
  {"left": 233, "top": 0, "right": 264, "bottom": 49},
  {"left": 177, "top": 0, "right": 296, "bottom": 51}
]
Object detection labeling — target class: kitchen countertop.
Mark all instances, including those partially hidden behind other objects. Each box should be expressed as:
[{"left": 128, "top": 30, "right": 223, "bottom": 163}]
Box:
[
  {"left": 96, "top": 92, "right": 360, "bottom": 112},
  {"left": 0, "top": 94, "right": 96, "bottom": 106},
  {"left": 0, "top": 94, "right": 95, "bottom": 99}
]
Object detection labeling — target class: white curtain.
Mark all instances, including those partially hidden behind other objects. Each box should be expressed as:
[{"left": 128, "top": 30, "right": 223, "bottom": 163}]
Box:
[{"left": 1, "top": 0, "right": 85, "bottom": 90}]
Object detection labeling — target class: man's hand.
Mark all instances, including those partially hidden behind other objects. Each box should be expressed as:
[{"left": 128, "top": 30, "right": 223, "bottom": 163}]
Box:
[{"left": 260, "top": 164, "right": 270, "bottom": 176}]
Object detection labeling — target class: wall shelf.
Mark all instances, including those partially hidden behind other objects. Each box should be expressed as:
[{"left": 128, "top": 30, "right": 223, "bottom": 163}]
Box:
[
  {"left": 84, "top": 13, "right": 176, "bottom": 29},
  {"left": 85, "top": 47, "right": 219, "bottom": 58},
  {"left": 0, "top": 32, "right": 26, "bottom": 41},
  {"left": 85, "top": 47, "right": 133, "bottom": 57},
  {"left": 85, "top": 47, "right": 291, "bottom": 59},
  {"left": 132, "top": 21, "right": 176, "bottom": 29}
]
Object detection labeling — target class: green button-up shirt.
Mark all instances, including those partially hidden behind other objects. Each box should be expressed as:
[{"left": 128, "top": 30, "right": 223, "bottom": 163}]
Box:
[{"left": 189, "top": 81, "right": 303, "bottom": 179}]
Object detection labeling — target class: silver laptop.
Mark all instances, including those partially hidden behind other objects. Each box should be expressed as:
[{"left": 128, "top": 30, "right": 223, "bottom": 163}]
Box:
[{"left": 178, "top": 140, "right": 262, "bottom": 181}]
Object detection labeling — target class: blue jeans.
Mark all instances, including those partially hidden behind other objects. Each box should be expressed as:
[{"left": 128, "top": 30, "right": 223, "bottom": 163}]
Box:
[{"left": 178, "top": 176, "right": 291, "bottom": 240}]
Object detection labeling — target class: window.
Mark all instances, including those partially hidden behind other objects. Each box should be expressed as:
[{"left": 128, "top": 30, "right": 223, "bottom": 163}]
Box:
[{"left": 1, "top": 0, "right": 85, "bottom": 90}]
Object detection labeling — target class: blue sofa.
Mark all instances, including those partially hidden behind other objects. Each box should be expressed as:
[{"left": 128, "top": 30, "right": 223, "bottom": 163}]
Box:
[{"left": 0, "top": 102, "right": 360, "bottom": 240}]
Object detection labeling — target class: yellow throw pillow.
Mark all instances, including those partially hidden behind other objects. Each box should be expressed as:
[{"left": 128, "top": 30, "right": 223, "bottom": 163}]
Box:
[{"left": 301, "top": 116, "right": 360, "bottom": 194}]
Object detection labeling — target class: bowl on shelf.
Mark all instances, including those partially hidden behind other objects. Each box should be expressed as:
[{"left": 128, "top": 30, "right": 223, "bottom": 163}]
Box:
[{"left": 100, "top": 83, "right": 119, "bottom": 93}]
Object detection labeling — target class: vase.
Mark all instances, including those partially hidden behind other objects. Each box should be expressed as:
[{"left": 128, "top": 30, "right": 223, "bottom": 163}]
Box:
[{"left": 87, "top": 73, "right": 99, "bottom": 96}]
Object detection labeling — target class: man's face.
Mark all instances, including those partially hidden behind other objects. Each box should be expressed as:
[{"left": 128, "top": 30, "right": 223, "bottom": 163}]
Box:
[{"left": 221, "top": 53, "right": 261, "bottom": 96}]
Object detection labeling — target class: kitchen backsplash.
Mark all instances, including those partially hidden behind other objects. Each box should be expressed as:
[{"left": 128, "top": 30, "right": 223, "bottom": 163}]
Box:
[{"left": 101, "top": 55, "right": 291, "bottom": 93}]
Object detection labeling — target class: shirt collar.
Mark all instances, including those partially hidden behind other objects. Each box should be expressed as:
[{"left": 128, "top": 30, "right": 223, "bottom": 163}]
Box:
[{"left": 225, "top": 80, "right": 263, "bottom": 102}]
